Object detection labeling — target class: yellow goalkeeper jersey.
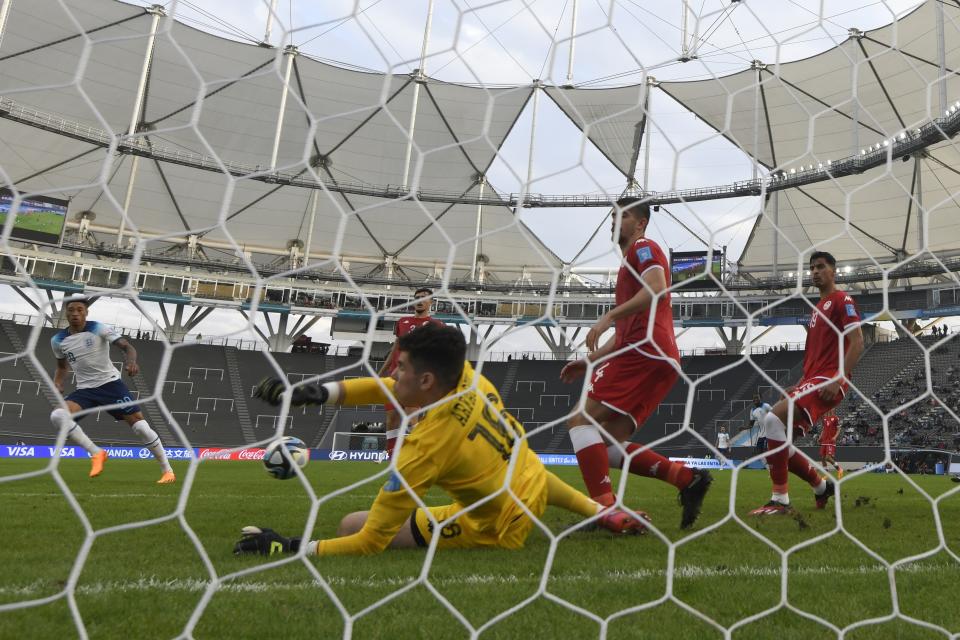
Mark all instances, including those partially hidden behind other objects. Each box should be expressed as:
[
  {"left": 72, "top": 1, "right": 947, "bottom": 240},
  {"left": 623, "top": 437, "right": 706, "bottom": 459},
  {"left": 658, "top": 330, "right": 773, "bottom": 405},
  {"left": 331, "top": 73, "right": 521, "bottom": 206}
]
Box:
[{"left": 317, "top": 362, "right": 547, "bottom": 556}]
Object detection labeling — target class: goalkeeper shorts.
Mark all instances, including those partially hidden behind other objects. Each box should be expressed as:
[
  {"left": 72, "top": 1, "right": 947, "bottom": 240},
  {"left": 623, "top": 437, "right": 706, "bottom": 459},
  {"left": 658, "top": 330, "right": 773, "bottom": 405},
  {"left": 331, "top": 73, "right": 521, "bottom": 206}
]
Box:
[{"left": 409, "top": 493, "right": 547, "bottom": 551}]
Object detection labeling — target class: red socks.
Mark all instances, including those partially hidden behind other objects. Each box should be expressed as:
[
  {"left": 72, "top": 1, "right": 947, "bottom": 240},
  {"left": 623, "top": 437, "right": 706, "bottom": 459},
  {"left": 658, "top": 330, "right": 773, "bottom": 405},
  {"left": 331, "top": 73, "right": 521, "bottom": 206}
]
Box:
[
  {"left": 574, "top": 442, "right": 614, "bottom": 506},
  {"left": 765, "top": 439, "right": 790, "bottom": 494},
  {"left": 384, "top": 428, "right": 399, "bottom": 457},
  {"left": 621, "top": 443, "right": 694, "bottom": 489},
  {"left": 788, "top": 449, "right": 822, "bottom": 487},
  {"left": 572, "top": 427, "right": 696, "bottom": 506},
  {"left": 570, "top": 426, "right": 614, "bottom": 506},
  {"left": 766, "top": 439, "right": 821, "bottom": 495}
]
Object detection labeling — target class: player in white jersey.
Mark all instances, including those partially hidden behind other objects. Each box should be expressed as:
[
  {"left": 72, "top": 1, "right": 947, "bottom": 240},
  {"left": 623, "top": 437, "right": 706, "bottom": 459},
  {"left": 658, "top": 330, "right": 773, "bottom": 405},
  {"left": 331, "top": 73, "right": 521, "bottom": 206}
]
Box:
[
  {"left": 715, "top": 427, "right": 731, "bottom": 457},
  {"left": 50, "top": 298, "right": 174, "bottom": 483},
  {"left": 749, "top": 395, "right": 772, "bottom": 467},
  {"left": 750, "top": 396, "right": 772, "bottom": 444}
]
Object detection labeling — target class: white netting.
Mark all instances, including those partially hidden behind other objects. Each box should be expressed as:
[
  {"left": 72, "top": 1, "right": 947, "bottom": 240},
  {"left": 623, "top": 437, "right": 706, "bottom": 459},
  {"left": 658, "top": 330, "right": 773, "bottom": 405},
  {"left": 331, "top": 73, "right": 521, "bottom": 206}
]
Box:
[{"left": 2, "top": 0, "right": 960, "bottom": 637}]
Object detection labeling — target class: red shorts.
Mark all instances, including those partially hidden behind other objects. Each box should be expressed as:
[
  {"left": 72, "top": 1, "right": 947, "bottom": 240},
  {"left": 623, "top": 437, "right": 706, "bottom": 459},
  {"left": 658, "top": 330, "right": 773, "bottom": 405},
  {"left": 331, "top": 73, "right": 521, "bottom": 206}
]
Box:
[
  {"left": 788, "top": 376, "right": 846, "bottom": 436},
  {"left": 587, "top": 350, "right": 678, "bottom": 428},
  {"left": 819, "top": 444, "right": 837, "bottom": 459}
]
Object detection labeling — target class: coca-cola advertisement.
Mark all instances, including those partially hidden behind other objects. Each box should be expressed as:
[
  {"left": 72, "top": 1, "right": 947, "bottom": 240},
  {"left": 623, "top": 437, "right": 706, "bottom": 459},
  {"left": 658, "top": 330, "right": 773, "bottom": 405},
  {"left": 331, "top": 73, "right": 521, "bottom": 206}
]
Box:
[{"left": 197, "top": 447, "right": 266, "bottom": 461}]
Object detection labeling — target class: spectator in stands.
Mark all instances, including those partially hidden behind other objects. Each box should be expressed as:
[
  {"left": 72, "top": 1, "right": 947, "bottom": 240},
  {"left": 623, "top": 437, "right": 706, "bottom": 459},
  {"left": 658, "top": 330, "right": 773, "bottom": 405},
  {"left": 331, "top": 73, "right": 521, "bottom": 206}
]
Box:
[{"left": 292, "top": 334, "right": 311, "bottom": 353}]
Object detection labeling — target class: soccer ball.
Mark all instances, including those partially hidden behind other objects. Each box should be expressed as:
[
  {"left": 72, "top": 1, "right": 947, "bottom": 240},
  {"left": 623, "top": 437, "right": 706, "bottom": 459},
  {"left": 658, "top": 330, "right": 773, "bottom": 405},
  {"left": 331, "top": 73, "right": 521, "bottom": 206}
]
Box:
[{"left": 263, "top": 437, "right": 309, "bottom": 480}]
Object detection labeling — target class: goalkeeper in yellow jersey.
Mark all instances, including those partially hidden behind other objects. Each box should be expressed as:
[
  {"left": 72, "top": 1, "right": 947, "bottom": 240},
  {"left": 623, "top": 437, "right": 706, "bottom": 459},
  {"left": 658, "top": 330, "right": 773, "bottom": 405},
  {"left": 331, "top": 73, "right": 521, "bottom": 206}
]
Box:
[{"left": 236, "top": 324, "right": 647, "bottom": 557}]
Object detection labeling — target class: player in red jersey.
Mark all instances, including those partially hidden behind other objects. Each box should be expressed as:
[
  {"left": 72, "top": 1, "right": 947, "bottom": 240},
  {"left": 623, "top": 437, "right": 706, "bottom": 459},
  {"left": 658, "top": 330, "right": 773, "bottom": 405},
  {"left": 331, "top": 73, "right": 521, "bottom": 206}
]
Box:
[
  {"left": 377, "top": 288, "right": 442, "bottom": 456},
  {"left": 818, "top": 413, "right": 843, "bottom": 478},
  {"left": 561, "top": 197, "right": 712, "bottom": 529},
  {"left": 749, "top": 252, "right": 863, "bottom": 516}
]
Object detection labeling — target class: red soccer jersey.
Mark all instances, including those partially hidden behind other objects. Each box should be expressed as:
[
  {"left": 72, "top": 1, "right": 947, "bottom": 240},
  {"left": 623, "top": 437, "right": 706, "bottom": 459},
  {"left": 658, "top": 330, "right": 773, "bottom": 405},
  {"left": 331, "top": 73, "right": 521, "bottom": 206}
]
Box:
[
  {"left": 388, "top": 316, "right": 442, "bottom": 372},
  {"left": 803, "top": 289, "right": 860, "bottom": 380},
  {"left": 614, "top": 237, "right": 679, "bottom": 361},
  {"left": 819, "top": 415, "right": 840, "bottom": 445}
]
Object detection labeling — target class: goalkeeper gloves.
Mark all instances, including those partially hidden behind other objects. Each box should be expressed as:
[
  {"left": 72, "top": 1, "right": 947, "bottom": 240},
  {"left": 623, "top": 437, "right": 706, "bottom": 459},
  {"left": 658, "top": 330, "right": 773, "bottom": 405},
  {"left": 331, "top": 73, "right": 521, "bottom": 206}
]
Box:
[
  {"left": 253, "top": 378, "right": 329, "bottom": 407},
  {"left": 233, "top": 526, "right": 302, "bottom": 556}
]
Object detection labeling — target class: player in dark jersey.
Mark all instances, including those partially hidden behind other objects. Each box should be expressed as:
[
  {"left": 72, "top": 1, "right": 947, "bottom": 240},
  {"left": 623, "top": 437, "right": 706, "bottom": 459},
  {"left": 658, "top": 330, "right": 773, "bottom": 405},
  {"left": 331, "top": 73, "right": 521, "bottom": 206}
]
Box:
[
  {"left": 749, "top": 252, "right": 863, "bottom": 516},
  {"left": 818, "top": 413, "right": 843, "bottom": 478},
  {"left": 561, "top": 197, "right": 712, "bottom": 529},
  {"left": 377, "top": 288, "right": 442, "bottom": 456}
]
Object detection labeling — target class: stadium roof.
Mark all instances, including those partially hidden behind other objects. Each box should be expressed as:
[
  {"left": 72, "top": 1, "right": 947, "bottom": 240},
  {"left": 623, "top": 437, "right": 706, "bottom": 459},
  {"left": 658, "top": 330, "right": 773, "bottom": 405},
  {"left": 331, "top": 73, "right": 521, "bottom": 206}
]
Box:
[
  {"left": 4, "top": 0, "right": 957, "bottom": 284},
  {"left": 0, "top": 0, "right": 654, "bottom": 282},
  {"left": 658, "top": 0, "right": 960, "bottom": 271}
]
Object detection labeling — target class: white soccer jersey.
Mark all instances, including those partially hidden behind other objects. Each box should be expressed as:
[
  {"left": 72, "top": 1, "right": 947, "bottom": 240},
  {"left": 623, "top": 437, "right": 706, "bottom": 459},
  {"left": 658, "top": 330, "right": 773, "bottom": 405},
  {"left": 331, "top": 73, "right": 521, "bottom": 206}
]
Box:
[
  {"left": 51, "top": 321, "right": 122, "bottom": 389},
  {"left": 751, "top": 403, "right": 772, "bottom": 436},
  {"left": 716, "top": 432, "right": 730, "bottom": 449}
]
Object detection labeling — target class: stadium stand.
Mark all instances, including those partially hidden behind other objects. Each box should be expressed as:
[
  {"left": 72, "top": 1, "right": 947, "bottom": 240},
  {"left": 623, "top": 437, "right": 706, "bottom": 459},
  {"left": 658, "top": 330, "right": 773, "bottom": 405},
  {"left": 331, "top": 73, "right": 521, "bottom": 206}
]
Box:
[{"left": 827, "top": 335, "right": 960, "bottom": 450}]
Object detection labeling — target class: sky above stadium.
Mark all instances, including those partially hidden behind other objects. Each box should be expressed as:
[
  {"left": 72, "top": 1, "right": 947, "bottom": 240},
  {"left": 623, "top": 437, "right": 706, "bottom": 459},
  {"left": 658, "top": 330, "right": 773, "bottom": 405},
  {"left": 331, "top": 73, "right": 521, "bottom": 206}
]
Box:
[{"left": 4, "top": 0, "right": 939, "bottom": 352}]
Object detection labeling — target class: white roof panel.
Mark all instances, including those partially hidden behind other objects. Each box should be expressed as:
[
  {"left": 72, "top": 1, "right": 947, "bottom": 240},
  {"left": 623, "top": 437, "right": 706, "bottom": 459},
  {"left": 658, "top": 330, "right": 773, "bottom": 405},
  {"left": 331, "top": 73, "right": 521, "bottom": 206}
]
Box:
[{"left": 544, "top": 84, "right": 648, "bottom": 179}]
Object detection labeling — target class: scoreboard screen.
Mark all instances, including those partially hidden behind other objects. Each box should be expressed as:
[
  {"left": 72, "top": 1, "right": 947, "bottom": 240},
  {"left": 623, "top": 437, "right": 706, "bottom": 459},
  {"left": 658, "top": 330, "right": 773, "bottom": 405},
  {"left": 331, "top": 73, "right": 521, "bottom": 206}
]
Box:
[
  {"left": 670, "top": 250, "right": 723, "bottom": 288},
  {"left": 0, "top": 189, "right": 68, "bottom": 246}
]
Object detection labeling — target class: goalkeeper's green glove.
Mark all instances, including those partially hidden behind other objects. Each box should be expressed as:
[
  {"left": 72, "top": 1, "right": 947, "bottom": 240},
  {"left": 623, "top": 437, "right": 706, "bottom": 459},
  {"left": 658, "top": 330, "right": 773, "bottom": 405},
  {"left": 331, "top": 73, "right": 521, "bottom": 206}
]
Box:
[
  {"left": 253, "top": 378, "right": 329, "bottom": 407},
  {"left": 233, "top": 526, "right": 302, "bottom": 556}
]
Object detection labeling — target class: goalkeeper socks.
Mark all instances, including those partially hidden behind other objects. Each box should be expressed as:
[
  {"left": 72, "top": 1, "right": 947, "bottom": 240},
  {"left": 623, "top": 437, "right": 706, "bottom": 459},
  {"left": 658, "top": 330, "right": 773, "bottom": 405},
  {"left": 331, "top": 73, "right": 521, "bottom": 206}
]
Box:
[
  {"left": 131, "top": 420, "right": 172, "bottom": 473},
  {"left": 787, "top": 448, "right": 821, "bottom": 488},
  {"left": 545, "top": 470, "right": 600, "bottom": 518},
  {"left": 608, "top": 443, "right": 694, "bottom": 490},
  {"left": 51, "top": 408, "right": 101, "bottom": 455},
  {"left": 570, "top": 425, "right": 614, "bottom": 506}
]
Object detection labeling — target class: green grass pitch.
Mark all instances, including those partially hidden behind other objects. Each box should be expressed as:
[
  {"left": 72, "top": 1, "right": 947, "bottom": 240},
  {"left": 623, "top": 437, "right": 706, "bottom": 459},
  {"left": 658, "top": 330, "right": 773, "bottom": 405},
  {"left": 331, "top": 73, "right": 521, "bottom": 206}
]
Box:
[{"left": 2, "top": 459, "right": 959, "bottom": 639}]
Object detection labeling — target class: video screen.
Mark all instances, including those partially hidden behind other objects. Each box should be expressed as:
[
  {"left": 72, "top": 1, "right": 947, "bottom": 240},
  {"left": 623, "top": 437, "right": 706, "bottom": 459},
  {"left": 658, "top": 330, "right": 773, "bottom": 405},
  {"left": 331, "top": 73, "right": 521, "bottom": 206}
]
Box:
[
  {"left": 671, "top": 250, "right": 723, "bottom": 288},
  {"left": 0, "top": 189, "right": 68, "bottom": 246}
]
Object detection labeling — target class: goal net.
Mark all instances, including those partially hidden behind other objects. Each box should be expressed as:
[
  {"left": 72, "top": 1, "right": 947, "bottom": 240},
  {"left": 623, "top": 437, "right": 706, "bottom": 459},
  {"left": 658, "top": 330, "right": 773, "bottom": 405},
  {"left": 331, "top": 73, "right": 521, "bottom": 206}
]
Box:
[
  {"left": 1, "top": 0, "right": 959, "bottom": 637},
  {"left": 330, "top": 431, "right": 388, "bottom": 462}
]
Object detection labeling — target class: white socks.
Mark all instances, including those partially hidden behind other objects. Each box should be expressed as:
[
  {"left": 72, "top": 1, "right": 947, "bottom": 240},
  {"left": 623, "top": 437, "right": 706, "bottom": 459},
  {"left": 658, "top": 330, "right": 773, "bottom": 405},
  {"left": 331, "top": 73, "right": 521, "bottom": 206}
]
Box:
[
  {"left": 51, "top": 408, "right": 101, "bottom": 456},
  {"left": 762, "top": 411, "right": 788, "bottom": 441},
  {"left": 606, "top": 444, "right": 624, "bottom": 468},
  {"left": 132, "top": 420, "right": 172, "bottom": 473},
  {"left": 569, "top": 424, "right": 604, "bottom": 453},
  {"left": 813, "top": 479, "right": 827, "bottom": 495}
]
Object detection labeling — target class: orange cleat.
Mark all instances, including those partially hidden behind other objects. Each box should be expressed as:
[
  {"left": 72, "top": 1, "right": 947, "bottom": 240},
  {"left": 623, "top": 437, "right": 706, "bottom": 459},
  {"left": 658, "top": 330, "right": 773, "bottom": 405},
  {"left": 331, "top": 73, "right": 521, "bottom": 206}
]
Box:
[
  {"left": 157, "top": 471, "right": 176, "bottom": 485},
  {"left": 837, "top": 468, "right": 845, "bottom": 479},
  {"left": 89, "top": 450, "right": 108, "bottom": 478}
]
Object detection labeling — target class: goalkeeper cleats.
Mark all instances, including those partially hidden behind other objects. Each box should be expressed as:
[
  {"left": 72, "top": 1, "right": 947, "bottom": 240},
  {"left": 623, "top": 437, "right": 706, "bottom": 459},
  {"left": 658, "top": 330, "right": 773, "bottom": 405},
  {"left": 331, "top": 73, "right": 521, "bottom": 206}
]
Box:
[
  {"left": 157, "top": 471, "right": 176, "bottom": 485},
  {"left": 253, "top": 378, "right": 328, "bottom": 407},
  {"left": 814, "top": 478, "right": 835, "bottom": 510},
  {"left": 598, "top": 507, "right": 650, "bottom": 535},
  {"left": 233, "top": 526, "right": 301, "bottom": 556},
  {"left": 89, "top": 450, "right": 107, "bottom": 478},
  {"left": 749, "top": 500, "right": 793, "bottom": 516},
  {"left": 678, "top": 469, "right": 713, "bottom": 529}
]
